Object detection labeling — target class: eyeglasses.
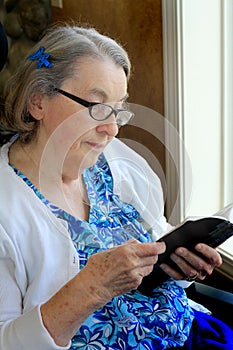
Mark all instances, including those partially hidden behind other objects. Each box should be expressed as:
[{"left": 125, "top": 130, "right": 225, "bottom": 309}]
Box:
[{"left": 54, "top": 88, "right": 134, "bottom": 126}]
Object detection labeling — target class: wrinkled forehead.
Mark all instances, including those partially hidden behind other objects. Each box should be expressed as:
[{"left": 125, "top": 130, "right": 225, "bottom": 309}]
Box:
[{"left": 62, "top": 57, "right": 128, "bottom": 102}]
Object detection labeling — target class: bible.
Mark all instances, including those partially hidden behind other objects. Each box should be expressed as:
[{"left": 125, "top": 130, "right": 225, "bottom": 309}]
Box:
[{"left": 138, "top": 217, "right": 233, "bottom": 296}]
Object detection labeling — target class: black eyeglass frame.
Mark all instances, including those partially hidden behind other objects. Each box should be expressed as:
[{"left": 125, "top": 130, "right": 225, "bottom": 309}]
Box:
[{"left": 54, "top": 88, "right": 134, "bottom": 126}]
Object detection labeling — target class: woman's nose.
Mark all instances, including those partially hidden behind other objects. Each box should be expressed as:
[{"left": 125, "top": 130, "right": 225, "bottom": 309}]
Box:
[{"left": 96, "top": 120, "right": 119, "bottom": 136}]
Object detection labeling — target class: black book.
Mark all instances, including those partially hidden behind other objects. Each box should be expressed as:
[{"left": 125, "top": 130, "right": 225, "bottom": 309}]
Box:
[{"left": 138, "top": 217, "right": 233, "bottom": 296}]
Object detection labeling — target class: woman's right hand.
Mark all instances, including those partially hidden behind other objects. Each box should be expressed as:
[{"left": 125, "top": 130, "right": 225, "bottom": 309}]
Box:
[
  {"left": 41, "top": 239, "right": 165, "bottom": 347},
  {"left": 82, "top": 239, "right": 166, "bottom": 304}
]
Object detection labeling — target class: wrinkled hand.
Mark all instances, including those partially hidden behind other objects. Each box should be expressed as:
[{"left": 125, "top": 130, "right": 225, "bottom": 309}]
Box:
[
  {"left": 82, "top": 239, "right": 166, "bottom": 304},
  {"left": 41, "top": 240, "right": 165, "bottom": 347},
  {"left": 160, "top": 243, "right": 222, "bottom": 281}
]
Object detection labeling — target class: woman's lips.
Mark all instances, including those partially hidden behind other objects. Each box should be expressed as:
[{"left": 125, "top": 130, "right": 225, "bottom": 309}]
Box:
[{"left": 86, "top": 141, "right": 107, "bottom": 150}]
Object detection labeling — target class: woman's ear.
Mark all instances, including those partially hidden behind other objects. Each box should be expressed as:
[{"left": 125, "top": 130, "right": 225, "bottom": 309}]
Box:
[{"left": 28, "top": 93, "right": 45, "bottom": 120}]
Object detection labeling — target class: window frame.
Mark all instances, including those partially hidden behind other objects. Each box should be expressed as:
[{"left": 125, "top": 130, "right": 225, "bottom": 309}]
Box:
[{"left": 162, "top": 0, "right": 233, "bottom": 278}]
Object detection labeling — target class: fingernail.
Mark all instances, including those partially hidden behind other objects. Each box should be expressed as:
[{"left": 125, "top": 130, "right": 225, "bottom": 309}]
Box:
[{"left": 177, "top": 248, "right": 184, "bottom": 254}]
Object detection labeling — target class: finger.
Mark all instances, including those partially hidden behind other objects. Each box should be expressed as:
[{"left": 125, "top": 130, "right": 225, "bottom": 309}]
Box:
[
  {"left": 106, "top": 242, "right": 161, "bottom": 272},
  {"left": 136, "top": 241, "right": 166, "bottom": 257},
  {"left": 195, "top": 243, "right": 222, "bottom": 267},
  {"left": 131, "top": 261, "right": 161, "bottom": 289},
  {"left": 170, "top": 252, "right": 198, "bottom": 277},
  {"left": 138, "top": 264, "right": 156, "bottom": 278},
  {"left": 160, "top": 260, "right": 204, "bottom": 282},
  {"left": 121, "top": 242, "right": 165, "bottom": 270},
  {"left": 160, "top": 262, "right": 185, "bottom": 280},
  {"left": 196, "top": 269, "right": 208, "bottom": 281},
  {"left": 175, "top": 248, "right": 214, "bottom": 276},
  {"left": 137, "top": 254, "right": 159, "bottom": 268}
]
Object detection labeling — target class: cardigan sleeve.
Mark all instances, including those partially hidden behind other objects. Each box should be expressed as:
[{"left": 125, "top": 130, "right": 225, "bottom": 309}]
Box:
[
  {"left": 214, "top": 203, "right": 233, "bottom": 221},
  {"left": 0, "top": 306, "right": 71, "bottom": 350},
  {"left": 0, "top": 224, "right": 70, "bottom": 350}
]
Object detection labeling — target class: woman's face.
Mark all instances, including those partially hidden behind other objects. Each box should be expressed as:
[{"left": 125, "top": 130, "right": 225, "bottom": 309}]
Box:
[{"left": 36, "top": 57, "right": 128, "bottom": 172}]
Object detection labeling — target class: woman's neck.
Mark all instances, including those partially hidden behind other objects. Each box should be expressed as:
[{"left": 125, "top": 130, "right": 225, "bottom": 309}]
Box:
[
  {"left": 9, "top": 138, "right": 90, "bottom": 220},
  {"left": 10, "top": 138, "right": 84, "bottom": 182}
]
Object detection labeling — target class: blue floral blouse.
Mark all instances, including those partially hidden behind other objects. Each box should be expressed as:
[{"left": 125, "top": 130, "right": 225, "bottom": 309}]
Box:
[{"left": 11, "top": 153, "right": 194, "bottom": 349}]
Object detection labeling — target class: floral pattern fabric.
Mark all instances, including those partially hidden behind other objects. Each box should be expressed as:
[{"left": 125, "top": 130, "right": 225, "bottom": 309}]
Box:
[{"left": 11, "top": 153, "right": 194, "bottom": 349}]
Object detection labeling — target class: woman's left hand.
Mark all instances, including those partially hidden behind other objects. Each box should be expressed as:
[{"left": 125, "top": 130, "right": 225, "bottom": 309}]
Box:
[{"left": 160, "top": 243, "right": 222, "bottom": 281}]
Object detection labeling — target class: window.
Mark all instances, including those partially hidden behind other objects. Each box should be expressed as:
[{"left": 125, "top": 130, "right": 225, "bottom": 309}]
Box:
[{"left": 163, "top": 0, "right": 233, "bottom": 277}]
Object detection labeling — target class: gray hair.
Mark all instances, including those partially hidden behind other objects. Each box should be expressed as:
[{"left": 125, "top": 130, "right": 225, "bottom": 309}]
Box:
[{"left": 0, "top": 24, "right": 131, "bottom": 144}]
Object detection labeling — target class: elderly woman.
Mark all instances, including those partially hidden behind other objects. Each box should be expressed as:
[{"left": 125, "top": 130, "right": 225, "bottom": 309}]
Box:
[{"left": 0, "top": 24, "right": 231, "bottom": 350}]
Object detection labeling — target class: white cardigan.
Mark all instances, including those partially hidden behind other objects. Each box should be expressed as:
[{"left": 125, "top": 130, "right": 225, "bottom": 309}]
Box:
[
  {"left": 0, "top": 138, "right": 170, "bottom": 350},
  {"left": 1, "top": 137, "right": 232, "bottom": 349}
]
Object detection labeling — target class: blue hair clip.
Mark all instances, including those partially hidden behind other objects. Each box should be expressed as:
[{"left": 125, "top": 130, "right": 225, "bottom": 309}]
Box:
[{"left": 28, "top": 46, "right": 52, "bottom": 69}]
